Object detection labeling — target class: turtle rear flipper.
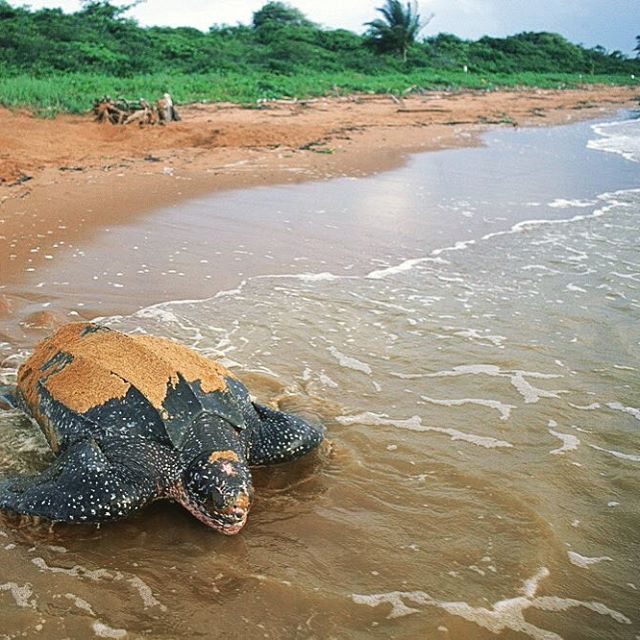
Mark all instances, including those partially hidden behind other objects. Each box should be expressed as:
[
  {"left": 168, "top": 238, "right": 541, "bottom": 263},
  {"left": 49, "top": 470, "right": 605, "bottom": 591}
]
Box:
[
  {"left": 0, "top": 438, "right": 167, "bottom": 523},
  {"left": 247, "top": 403, "right": 324, "bottom": 466}
]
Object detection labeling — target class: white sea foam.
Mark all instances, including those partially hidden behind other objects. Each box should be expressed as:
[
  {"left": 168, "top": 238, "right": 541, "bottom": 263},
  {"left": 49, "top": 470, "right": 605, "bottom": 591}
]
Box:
[
  {"left": 450, "top": 327, "right": 506, "bottom": 346},
  {"left": 318, "top": 372, "right": 339, "bottom": 388},
  {"left": 335, "top": 412, "right": 513, "bottom": 448},
  {"left": 0, "top": 582, "right": 35, "bottom": 608},
  {"left": 336, "top": 413, "right": 422, "bottom": 429},
  {"left": 427, "top": 427, "right": 513, "bottom": 448},
  {"left": 32, "top": 557, "right": 114, "bottom": 580},
  {"left": 366, "top": 256, "right": 447, "bottom": 280},
  {"left": 127, "top": 576, "right": 166, "bottom": 611},
  {"left": 420, "top": 395, "right": 515, "bottom": 421},
  {"left": 521, "top": 264, "right": 560, "bottom": 273},
  {"left": 590, "top": 444, "right": 640, "bottom": 463},
  {"left": 65, "top": 593, "right": 96, "bottom": 615},
  {"left": 327, "top": 347, "right": 372, "bottom": 375},
  {"left": 92, "top": 621, "right": 127, "bottom": 638},
  {"left": 352, "top": 567, "right": 630, "bottom": 636},
  {"left": 512, "top": 373, "right": 565, "bottom": 403},
  {"left": 389, "top": 371, "right": 429, "bottom": 380},
  {"left": 548, "top": 425, "right": 580, "bottom": 455},
  {"left": 607, "top": 402, "right": 640, "bottom": 421},
  {"left": 423, "top": 365, "right": 564, "bottom": 404},
  {"left": 212, "top": 282, "right": 247, "bottom": 298},
  {"left": 548, "top": 199, "right": 596, "bottom": 209},
  {"left": 32, "top": 558, "right": 165, "bottom": 610},
  {"left": 256, "top": 271, "right": 342, "bottom": 282},
  {"left": 432, "top": 239, "right": 477, "bottom": 256},
  {"left": 569, "top": 402, "right": 601, "bottom": 411},
  {"left": 588, "top": 119, "right": 640, "bottom": 163},
  {"left": 567, "top": 551, "right": 612, "bottom": 568}
]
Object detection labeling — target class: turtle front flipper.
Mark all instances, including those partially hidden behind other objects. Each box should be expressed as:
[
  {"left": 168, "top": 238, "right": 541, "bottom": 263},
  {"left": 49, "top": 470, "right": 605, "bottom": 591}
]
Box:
[
  {"left": 246, "top": 403, "right": 324, "bottom": 466},
  {"left": 0, "top": 385, "right": 16, "bottom": 410},
  {"left": 0, "top": 437, "right": 171, "bottom": 524}
]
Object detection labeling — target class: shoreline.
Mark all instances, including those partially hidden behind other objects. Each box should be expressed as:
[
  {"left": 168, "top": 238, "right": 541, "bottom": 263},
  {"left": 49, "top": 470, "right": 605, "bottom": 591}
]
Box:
[{"left": 0, "top": 85, "right": 638, "bottom": 348}]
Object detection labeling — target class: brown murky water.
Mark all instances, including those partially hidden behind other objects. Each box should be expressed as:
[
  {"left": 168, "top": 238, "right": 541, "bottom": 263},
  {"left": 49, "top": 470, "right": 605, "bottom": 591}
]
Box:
[{"left": 1, "top": 117, "right": 639, "bottom": 639}]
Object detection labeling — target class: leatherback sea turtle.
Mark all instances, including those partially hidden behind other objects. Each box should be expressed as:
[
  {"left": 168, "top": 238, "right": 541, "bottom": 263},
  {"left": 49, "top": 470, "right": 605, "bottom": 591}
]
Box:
[{"left": 0, "top": 322, "right": 323, "bottom": 534}]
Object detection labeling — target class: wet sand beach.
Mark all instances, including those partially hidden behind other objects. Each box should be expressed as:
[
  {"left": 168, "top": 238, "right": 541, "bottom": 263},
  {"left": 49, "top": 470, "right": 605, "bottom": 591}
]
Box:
[
  {"left": 1, "top": 86, "right": 637, "bottom": 345},
  {"left": 1, "top": 89, "right": 639, "bottom": 639}
]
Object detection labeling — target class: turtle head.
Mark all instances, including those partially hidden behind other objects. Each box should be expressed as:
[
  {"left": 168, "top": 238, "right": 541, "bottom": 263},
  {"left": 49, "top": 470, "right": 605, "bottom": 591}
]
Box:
[{"left": 178, "top": 450, "right": 254, "bottom": 534}]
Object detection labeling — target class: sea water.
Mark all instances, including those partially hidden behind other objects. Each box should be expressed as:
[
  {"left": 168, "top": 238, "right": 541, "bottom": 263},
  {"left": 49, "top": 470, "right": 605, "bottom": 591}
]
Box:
[{"left": 0, "top": 113, "right": 639, "bottom": 639}]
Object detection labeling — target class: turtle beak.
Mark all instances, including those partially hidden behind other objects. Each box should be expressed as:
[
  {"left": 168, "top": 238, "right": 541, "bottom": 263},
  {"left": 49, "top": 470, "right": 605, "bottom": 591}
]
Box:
[
  {"left": 172, "top": 487, "right": 251, "bottom": 534},
  {"left": 197, "top": 490, "right": 251, "bottom": 535}
]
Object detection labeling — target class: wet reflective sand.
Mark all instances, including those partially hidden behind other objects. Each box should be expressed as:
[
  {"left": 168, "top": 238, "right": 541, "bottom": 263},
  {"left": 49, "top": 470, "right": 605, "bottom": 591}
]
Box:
[{"left": 1, "top": 115, "right": 639, "bottom": 639}]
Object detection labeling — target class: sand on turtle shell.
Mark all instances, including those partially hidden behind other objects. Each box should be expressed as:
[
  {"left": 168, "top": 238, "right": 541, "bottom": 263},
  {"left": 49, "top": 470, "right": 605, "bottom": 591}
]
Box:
[{"left": 18, "top": 323, "right": 232, "bottom": 419}]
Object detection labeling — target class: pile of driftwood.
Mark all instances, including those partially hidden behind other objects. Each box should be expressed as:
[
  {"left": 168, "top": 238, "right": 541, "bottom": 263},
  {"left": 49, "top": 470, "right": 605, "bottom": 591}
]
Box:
[{"left": 93, "top": 93, "right": 181, "bottom": 125}]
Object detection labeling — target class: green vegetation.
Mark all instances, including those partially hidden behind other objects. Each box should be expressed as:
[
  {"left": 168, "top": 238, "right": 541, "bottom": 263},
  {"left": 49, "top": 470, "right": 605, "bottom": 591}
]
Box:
[
  {"left": 2, "top": 70, "right": 633, "bottom": 118},
  {"left": 0, "top": 0, "right": 638, "bottom": 115}
]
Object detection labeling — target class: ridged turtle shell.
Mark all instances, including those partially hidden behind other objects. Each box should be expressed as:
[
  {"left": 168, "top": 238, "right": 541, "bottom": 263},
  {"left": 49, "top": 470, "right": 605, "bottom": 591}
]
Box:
[{"left": 16, "top": 322, "right": 245, "bottom": 452}]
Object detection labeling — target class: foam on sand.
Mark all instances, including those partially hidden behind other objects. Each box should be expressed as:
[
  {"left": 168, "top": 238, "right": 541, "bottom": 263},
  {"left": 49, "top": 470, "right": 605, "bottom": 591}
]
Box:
[
  {"left": 31, "top": 557, "right": 166, "bottom": 610},
  {"left": 127, "top": 576, "right": 167, "bottom": 611},
  {"left": 92, "top": 621, "right": 127, "bottom": 639},
  {"left": 420, "top": 395, "right": 515, "bottom": 421},
  {"left": 589, "top": 444, "right": 640, "bottom": 463},
  {"left": 352, "top": 567, "right": 631, "bottom": 638},
  {"left": 65, "top": 592, "right": 96, "bottom": 615},
  {"left": 0, "top": 582, "right": 35, "bottom": 608},
  {"left": 424, "top": 365, "right": 565, "bottom": 404},
  {"left": 548, "top": 423, "right": 580, "bottom": 455},
  {"left": 588, "top": 119, "right": 640, "bottom": 164},
  {"left": 366, "top": 256, "right": 448, "bottom": 280},
  {"left": 335, "top": 412, "right": 513, "bottom": 449},
  {"left": 256, "top": 271, "right": 343, "bottom": 282},
  {"left": 567, "top": 551, "right": 612, "bottom": 568},
  {"left": 548, "top": 199, "right": 596, "bottom": 209},
  {"left": 606, "top": 402, "right": 640, "bottom": 421},
  {"left": 327, "top": 347, "right": 372, "bottom": 375}
]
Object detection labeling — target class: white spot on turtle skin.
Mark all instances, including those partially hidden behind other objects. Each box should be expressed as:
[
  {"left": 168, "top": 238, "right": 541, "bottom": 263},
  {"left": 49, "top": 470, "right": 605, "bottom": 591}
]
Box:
[{"left": 221, "top": 461, "right": 237, "bottom": 476}]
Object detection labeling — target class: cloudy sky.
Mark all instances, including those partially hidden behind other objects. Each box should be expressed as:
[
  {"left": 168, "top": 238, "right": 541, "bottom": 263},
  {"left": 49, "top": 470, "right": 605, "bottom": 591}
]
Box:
[{"left": 18, "top": 0, "right": 639, "bottom": 55}]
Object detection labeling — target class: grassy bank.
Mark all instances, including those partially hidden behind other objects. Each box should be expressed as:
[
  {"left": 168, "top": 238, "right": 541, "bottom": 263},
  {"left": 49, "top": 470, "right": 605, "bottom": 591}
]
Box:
[{"left": 1, "top": 71, "right": 637, "bottom": 116}]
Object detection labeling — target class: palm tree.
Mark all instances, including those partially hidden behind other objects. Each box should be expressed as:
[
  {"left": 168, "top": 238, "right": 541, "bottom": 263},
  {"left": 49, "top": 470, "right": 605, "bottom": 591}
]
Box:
[{"left": 365, "top": 1, "right": 432, "bottom": 62}]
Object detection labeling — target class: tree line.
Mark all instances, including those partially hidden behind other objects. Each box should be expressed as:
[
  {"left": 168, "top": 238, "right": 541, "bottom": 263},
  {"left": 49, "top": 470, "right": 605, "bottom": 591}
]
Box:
[{"left": 0, "top": 0, "right": 637, "bottom": 78}]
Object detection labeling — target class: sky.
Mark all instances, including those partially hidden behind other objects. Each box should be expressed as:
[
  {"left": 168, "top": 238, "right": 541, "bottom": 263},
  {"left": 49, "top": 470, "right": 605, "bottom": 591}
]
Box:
[{"left": 16, "top": 0, "right": 640, "bottom": 55}]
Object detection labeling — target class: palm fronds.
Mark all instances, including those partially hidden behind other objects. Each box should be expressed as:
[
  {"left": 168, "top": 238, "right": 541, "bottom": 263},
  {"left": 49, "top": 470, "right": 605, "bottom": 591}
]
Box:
[{"left": 365, "top": 1, "right": 432, "bottom": 61}]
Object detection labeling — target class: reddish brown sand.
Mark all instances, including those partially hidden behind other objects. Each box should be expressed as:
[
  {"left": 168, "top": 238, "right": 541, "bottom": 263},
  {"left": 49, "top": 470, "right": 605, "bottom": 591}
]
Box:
[{"left": 0, "top": 86, "right": 638, "bottom": 346}]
